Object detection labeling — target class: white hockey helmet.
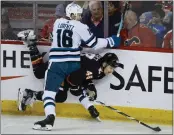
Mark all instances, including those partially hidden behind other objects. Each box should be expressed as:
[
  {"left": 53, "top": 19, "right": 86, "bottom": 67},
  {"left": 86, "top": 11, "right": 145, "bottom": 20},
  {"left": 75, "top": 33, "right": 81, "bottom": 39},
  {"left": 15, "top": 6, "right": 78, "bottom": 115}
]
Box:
[{"left": 66, "top": 3, "right": 83, "bottom": 19}]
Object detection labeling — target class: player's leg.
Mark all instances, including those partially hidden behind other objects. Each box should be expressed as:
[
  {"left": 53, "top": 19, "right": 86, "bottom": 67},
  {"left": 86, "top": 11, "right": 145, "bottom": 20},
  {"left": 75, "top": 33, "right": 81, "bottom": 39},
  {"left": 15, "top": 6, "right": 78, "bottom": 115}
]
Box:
[
  {"left": 33, "top": 62, "right": 80, "bottom": 130},
  {"left": 69, "top": 85, "right": 100, "bottom": 119},
  {"left": 17, "top": 30, "right": 44, "bottom": 72},
  {"left": 79, "top": 85, "right": 100, "bottom": 119},
  {"left": 79, "top": 95, "right": 99, "bottom": 119},
  {"left": 18, "top": 85, "right": 67, "bottom": 111},
  {"left": 17, "top": 30, "right": 47, "bottom": 79},
  {"left": 25, "top": 40, "right": 48, "bottom": 79},
  {"left": 18, "top": 88, "right": 40, "bottom": 111}
]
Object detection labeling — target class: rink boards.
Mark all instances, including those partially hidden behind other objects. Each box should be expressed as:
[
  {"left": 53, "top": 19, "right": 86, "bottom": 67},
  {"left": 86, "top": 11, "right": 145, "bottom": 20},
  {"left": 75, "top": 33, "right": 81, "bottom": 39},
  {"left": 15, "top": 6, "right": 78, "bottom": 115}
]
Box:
[{"left": 1, "top": 40, "right": 173, "bottom": 125}]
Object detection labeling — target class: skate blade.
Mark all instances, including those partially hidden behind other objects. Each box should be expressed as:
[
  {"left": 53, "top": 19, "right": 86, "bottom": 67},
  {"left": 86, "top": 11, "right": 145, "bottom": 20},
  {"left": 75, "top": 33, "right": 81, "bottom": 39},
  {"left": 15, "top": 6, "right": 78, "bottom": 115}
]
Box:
[
  {"left": 96, "top": 117, "right": 102, "bottom": 122},
  {"left": 32, "top": 124, "right": 52, "bottom": 131}
]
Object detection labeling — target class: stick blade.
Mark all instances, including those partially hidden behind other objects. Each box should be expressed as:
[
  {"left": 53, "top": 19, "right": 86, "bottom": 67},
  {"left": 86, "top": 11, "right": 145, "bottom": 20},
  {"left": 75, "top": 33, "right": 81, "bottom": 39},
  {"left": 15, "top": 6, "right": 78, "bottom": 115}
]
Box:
[{"left": 153, "top": 127, "right": 161, "bottom": 132}]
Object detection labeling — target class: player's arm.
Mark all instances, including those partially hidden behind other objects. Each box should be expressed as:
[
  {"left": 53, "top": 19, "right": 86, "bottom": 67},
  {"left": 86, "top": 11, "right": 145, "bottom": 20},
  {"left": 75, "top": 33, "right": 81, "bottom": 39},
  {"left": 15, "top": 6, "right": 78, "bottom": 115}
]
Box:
[
  {"left": 78, "top": 23, "right": 121, "bottom": 50},
  {"left": 83, "top": 80, "right": 97, "bottom": 101}
]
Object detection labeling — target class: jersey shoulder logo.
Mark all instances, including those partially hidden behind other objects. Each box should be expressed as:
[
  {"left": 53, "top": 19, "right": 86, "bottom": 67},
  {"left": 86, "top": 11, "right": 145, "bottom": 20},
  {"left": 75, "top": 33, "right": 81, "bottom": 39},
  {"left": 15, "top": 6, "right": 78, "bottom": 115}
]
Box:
[
  {"left": 125, "top": 36, "right": 141, "bottom": 46},
  {"left": 86, "top": 71, "right": 93, "bottom": 80}
]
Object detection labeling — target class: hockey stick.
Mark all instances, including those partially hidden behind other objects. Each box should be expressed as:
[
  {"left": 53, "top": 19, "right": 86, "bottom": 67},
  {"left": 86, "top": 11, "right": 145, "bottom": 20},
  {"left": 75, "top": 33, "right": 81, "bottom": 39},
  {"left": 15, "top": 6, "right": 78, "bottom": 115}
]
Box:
[
  {"left": 95, "top": 100, "right": 161, "bottom": 132},
  {"left": 117, "top": 1, "right": 130, "bottom": 37}
]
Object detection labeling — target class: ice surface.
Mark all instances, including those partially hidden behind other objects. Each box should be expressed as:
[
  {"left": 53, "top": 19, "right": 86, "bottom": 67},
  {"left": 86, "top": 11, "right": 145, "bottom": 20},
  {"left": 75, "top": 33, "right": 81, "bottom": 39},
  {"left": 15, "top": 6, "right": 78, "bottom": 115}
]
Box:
[{"left": 1, "top": 115, "right": 173, "bottom": 134}]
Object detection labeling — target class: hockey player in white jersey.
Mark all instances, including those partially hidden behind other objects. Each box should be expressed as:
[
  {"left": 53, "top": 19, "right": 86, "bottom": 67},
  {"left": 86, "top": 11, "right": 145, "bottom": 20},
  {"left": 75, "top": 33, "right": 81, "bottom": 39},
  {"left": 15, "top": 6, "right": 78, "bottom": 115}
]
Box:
[{"left": 32, "top": 3, "right": 121, "bottom": 131}]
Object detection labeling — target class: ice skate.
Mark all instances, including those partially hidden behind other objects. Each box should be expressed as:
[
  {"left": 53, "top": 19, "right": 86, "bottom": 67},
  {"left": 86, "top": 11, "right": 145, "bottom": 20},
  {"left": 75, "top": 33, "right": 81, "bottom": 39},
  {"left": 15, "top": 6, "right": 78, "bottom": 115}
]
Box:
[{"left": 18, "top": 88, "right": 37, "bottom": 111}]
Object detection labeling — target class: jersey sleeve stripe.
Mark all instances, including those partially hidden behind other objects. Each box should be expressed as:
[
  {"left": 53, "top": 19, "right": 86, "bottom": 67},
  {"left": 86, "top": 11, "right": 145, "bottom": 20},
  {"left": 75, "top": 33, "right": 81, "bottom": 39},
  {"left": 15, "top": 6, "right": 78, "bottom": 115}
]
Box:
[
  {"left": 106, "top": 38, "right": 114, "bottom": 46},
  {"left": 86, "top": 36, "right": 97, "bottom": 47},
  {"left": 90, "top": 38, "right": 98, "bottom": 48},
  {"left": 84, "top": 34, "right": 95, "bottom": 44}
]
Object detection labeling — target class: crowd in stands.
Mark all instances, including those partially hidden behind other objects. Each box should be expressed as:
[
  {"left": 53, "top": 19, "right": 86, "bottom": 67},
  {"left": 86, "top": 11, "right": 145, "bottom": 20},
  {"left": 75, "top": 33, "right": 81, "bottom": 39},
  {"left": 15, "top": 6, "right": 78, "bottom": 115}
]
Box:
[{"left": 1, "top": 1, "right": 173, "bottom": 49}]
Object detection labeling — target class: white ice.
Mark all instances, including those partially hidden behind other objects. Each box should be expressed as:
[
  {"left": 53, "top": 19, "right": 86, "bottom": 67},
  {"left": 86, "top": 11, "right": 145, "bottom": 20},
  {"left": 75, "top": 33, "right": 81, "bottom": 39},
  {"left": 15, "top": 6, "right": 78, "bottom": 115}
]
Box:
[{"left": 1, "top": 115, "right": 173, "bottom": 134}]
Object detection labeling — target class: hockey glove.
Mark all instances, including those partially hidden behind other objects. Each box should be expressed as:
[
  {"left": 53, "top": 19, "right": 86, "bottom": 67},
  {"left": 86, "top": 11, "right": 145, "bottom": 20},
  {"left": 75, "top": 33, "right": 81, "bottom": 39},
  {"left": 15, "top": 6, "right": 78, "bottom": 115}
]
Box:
[
  {"left": 17, "top": 29, "right": 36, "bottom": 41},
  {"left": 86, "top": 89, "right": 97, "bottom": 101},
  {"left": 69, "top": 86, "right": 82, "bottom": 96},
  {"left": 107, "top": 35, "right": 121, "bottom": 48}
]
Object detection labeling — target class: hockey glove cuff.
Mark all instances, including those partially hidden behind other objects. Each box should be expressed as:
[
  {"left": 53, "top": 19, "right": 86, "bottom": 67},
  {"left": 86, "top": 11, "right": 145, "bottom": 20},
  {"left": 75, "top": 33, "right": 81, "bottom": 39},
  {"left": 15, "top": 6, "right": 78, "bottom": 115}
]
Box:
[
  {"left": 107, "top": 35, "right": 121, "bottom": 48},
  {"left": 86, "top": 89, "right": 97, "bottom": 101}
]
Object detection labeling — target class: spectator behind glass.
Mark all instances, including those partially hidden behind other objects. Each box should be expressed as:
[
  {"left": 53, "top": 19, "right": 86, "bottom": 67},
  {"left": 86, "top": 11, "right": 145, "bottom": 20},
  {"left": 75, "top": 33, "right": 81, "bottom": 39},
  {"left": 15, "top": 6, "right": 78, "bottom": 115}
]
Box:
[
  {"left": 139, "top": 4, "right": 166, "bottom": 48},
  {"left": 1, "top": 9, "right": 18, "bottom": 40},
  {"left": 162, "top": 30, "right": 173, "bottom": 49},
  {"left": 163, "top": 11, "right": 173, "bottom": 31},
  {"left": 123, "top": 10, "right": 156, "bottom": 48},
  {"left": 81, "top": 1, "right": 121, "bottom": 37},
  {"left": 129, "top": 1, "right": 156, "bottom": 17},
  {"left": 81, "top": 1, "right": 104, "bottom": 38},
  {"left": 39, "top": 4, "right": 66, "bottom": 41},
  {"left": 145, "top": 4, "right": 166, "bottom": 48},
  {"left": 162, "top": 2, "right": 173, "bottom": 32},
  {"left": 108, "top": 1, "right": 121, "bottom": 36}
]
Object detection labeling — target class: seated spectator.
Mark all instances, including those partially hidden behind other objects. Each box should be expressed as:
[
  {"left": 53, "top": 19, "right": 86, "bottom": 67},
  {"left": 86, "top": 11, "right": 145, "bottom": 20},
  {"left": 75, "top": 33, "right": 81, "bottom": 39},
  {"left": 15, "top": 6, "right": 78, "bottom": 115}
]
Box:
[
  {"left": 163, "top": 11, "right": 173, "bottom": 31},
  {"left": 81, "top": 1, "right": 104, "bottom": 38},
  {"left": 82, "top": 1, "right": 89, "bottom": 9},
  {"left": 129, "top": 1, "right": 156, "bottom": 17},
  {"left": 139, "top": 4, "right": 165, "bottom": 26},
  {"left": 122, "top": 10, "right": 157, "bottom": 48},
  {"left": 162, "top": 2, "right": 173, "bottom": 32},
  {"left": 139, "top": 12, "right": 153, "bottom": 25},
  {"left": 81, "top": 1, "right": 121, "bottom": 37},
  {"left": 139, "top": 4, "right": 166, "bottom": 48},
  {"left": 108, "top": 1, "right": 121, "bottom": 36},
  {"left": 1, "top": 9, "right": 18, "bottom": 40},
  {"left": 81, "top": 2, "right": 90, "bottom": 23},
  {"left": 39, "top": 4, "right": 66, "bottom": 41},
  {"left": 162, "top": 30, "right": 173, "bottom": 49}
]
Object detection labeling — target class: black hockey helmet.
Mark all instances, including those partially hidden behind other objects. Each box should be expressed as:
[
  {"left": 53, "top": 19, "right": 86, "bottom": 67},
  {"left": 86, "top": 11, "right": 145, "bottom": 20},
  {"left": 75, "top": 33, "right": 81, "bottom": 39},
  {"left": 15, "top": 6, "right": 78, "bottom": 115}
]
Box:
[{"left": 101, "top": 53, "right": 119, "bottom": 68}]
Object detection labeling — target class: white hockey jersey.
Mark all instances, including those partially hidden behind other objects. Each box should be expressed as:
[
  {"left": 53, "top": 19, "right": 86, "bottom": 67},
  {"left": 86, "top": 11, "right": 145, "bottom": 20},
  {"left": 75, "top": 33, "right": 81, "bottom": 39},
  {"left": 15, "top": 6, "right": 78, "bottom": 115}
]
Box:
[{"left": 50, "top": 18, "right": 109, "bottom": 62}]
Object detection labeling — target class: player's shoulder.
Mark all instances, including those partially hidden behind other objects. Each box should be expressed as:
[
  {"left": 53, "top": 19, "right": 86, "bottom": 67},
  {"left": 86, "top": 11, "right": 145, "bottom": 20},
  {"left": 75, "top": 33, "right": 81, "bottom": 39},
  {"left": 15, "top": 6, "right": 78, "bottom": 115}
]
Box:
[
  {"left": 70, "top": 20, "right": 88, "bottom": 29},
  {"left": 53, "top": 18, "right": 60, "bottom": 25}
]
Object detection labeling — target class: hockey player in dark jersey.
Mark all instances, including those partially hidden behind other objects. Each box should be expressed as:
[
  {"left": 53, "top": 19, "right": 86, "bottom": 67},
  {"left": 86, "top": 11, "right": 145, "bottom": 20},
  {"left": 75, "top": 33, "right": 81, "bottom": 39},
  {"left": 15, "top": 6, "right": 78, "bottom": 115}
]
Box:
[{"left": 17, "top": 30, "right": 119, "bottom": 123}]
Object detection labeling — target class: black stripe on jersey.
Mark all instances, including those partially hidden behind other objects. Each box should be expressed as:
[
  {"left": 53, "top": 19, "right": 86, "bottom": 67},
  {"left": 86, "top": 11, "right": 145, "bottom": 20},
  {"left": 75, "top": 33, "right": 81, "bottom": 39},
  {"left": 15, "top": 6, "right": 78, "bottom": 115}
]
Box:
[
  {"left": 84, "top": 34, "right": 95, "bottom": 45},
  {"left": 90, "top": 38, "right": 98, "bottom": 48}
]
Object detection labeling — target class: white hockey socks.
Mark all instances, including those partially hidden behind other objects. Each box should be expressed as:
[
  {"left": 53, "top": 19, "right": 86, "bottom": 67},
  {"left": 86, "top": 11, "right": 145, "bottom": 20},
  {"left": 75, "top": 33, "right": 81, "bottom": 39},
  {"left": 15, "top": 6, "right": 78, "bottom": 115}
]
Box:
[{"left": 42, "top": 91, "right": 56, "bottom": 117}]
